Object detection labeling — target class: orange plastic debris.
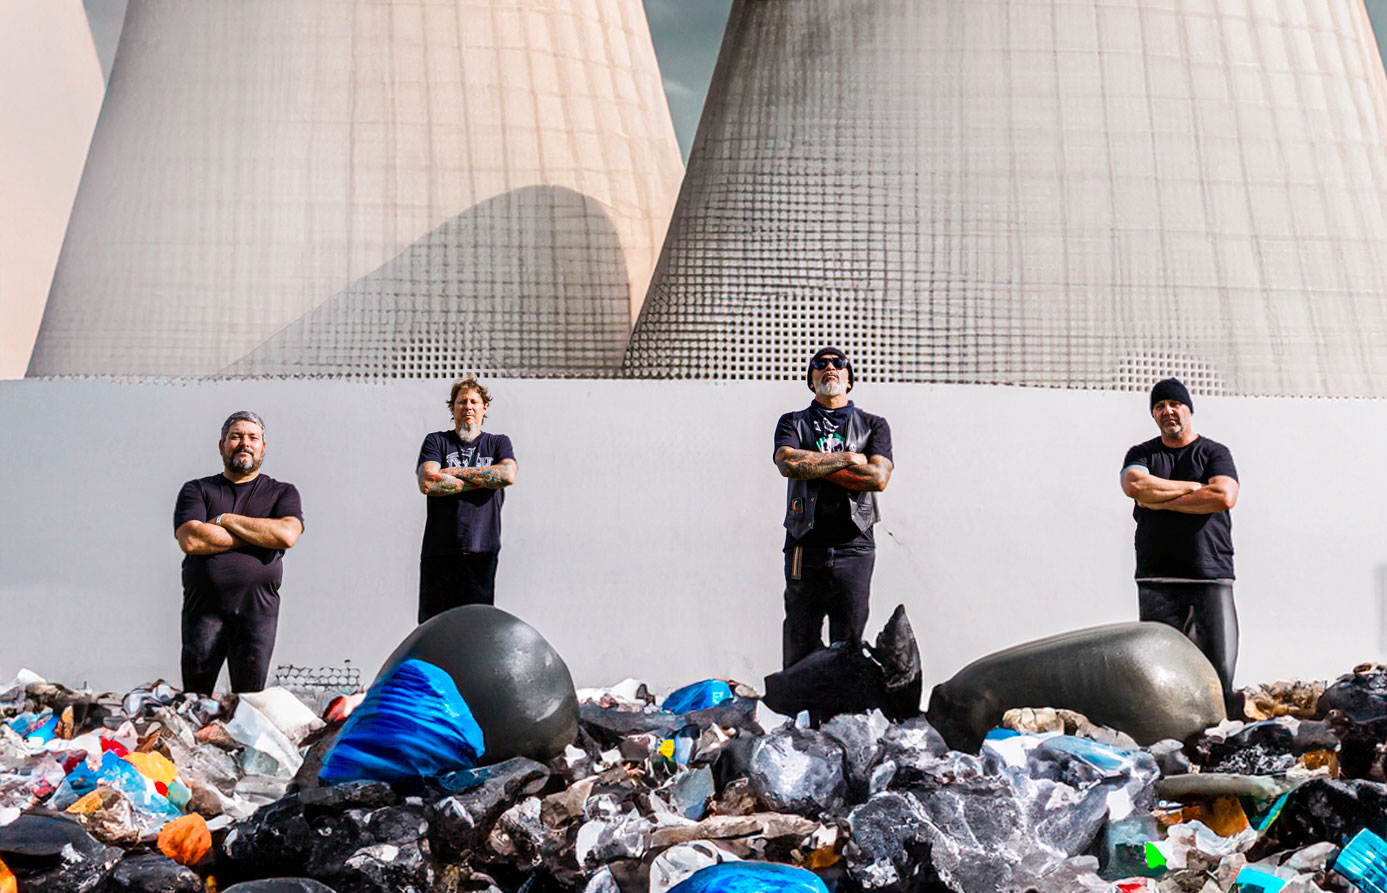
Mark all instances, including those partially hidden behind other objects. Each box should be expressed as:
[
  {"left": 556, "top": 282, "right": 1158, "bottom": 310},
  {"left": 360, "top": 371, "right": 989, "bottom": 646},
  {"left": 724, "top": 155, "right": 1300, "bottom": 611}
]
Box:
[
  {"left": 1200, "top": 794, "right": 1250, "bottom": 837},
  {"left": 158, "top": 813, "right": 212, "bottom": 866},
  {"left": 0, "top": 857, "right": 14, "bottom": 893},
  {"left": 124, "top": 751, "right": 180, "bottom": 787},
  {"left": 67, "top": 790, "right": 108, "bottom": 814}
]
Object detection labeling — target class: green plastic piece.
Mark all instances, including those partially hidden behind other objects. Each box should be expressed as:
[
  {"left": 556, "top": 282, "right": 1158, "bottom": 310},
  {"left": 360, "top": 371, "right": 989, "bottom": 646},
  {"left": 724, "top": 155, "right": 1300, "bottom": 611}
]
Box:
[{"left": 1144, "top": 842, "right": 1167, "bottom": 870}]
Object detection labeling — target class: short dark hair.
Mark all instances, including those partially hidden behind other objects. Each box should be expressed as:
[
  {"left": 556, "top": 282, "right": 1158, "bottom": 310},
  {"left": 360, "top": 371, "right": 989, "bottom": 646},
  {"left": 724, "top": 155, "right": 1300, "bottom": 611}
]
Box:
[
  {"left": 447, "top": 377, "right": 492, "bottom": 410},
  {"left": 220, "top": 411, "right": 265, "bottom": 440}
]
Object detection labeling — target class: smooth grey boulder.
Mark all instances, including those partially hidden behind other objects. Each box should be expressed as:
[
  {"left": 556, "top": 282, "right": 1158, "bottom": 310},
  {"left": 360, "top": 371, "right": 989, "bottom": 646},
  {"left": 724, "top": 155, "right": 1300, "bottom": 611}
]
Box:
[
  {"left": 380, "top": 605, "right": 578, "bottom": 763},
  {"left": 927, "top": 622, "right": 1224, "bottom": 751}
]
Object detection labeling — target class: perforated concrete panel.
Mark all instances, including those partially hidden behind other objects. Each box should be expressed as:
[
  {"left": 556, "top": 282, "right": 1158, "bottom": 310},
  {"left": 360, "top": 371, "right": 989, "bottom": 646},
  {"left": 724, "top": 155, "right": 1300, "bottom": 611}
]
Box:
[
  {"left": 624, "top": 0, "right": 1387, "bottom": 396},
  {"left": 28, "top": 0, "right": 683, "bottom": 379}
]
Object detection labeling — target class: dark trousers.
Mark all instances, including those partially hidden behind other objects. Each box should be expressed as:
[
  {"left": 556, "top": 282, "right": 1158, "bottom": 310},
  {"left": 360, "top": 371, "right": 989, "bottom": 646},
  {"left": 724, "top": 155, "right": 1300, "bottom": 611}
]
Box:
[
  {"left": 783, "top": 545, "right": 875, "bottom": 669},
  {"left": 181, "top": 608, "right": 279, "bottom": 694},
  {"left": 1138, "top": 579, "right": 1239, "bottom": 701},
  {"left": 419, "top": 552, "right": 499, "bottom": 624}
]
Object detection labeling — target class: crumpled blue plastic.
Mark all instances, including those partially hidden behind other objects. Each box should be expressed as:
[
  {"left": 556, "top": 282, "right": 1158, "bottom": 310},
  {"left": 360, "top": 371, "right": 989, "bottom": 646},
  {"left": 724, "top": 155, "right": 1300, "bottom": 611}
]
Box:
[
  {"left": 670, "top": 862, "right": 830, "bottom": 893},
  {"left": 50, "top": 751, "right": 182, "bottom": 827},
  {"left": 319, "top": 658, "right": 485, "bottom": 783},
  {"left": 662, "top": 680, "right": 733, "bottom": 715}
]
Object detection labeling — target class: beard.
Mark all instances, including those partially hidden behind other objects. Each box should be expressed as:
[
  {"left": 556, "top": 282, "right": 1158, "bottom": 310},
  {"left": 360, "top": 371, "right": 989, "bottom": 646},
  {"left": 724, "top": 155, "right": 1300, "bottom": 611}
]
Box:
[
  {"left": 814, "top": 378, "right": 847, "bottom": 397},
  {"left": 456, "top": 422, "right": 482, "bottom": 442},
  {"left": 224, "top": 450, "right": 262, "bottom": 475}
]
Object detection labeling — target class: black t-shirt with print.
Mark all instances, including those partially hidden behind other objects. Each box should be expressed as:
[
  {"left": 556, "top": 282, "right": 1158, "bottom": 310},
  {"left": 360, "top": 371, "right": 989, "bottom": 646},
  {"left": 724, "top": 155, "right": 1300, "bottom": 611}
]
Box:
[
  {"left": 417, "top": 430, "right": 516, "bottom": 557},
  {"left": 174, "top": 474, "right": 304, "bottom": 615},
  {"left": 774, "top": 402, "right": 893, "bottom": 549},
  {"left": 1123, "top": 435, "right": 1238, "bottom": 579}
]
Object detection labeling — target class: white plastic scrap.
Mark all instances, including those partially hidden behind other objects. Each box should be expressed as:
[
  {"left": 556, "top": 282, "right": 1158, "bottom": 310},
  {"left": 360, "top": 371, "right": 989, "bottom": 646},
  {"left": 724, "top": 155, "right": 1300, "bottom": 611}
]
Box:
[{"left": 648, "top": 840, "right": 740, "bottom": 893}]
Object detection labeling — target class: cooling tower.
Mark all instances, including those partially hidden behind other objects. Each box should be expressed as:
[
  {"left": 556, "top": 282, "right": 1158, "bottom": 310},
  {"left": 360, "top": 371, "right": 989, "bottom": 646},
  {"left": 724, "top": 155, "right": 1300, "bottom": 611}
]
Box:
[
  {"left": 0, "top": 0, "right": 104, "bottom": 380},
  {"left": 28, "top": 0, "right": 683, "bottom": 379},
  {"left": 625, "top": 0, "right": 1387, "bottom": 396}
]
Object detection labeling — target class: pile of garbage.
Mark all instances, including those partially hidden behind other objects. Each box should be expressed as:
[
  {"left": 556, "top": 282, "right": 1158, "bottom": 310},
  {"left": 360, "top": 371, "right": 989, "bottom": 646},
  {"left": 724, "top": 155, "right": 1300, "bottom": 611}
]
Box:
[{"left": 7, "top": 661, "right": 1387, "bottom": 893}]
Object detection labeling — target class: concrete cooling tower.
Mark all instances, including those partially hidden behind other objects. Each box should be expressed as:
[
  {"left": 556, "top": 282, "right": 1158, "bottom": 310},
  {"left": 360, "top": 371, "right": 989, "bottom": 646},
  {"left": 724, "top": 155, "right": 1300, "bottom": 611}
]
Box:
[
  {"left": 28, "top": 0, "right": 684, "bottom": 379},
  {"left": 624, "top": 0, "right": 1387, "bottom": 397}
]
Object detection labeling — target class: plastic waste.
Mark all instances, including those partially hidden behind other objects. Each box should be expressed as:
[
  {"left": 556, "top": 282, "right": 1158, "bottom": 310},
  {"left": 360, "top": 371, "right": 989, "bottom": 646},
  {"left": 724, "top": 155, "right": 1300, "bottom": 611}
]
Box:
[
  {"left": 239, "top": 688, "right": 325, "bottom": 745},
  {"left": 650, "top": 841, "right": 740, "bottom": 893},
  {"left": 1231, "top": 866, "right": 1287, "bottom": 892},
  {"left": 158, "top": 813, "right": 211, "bottom": 866},
  {"left": 225, "top": 699, "right": 303, "bottom": 779},
  {"left": 663, "top": 681, "right": 733, "bottom": 715},
  {"left": 1098, "top": 814, "right": 1164, "bottom": 880},
  {"left": 746, "top": 728, "right": 847, "bottom": 816},
  {"left": 669, "top": 861, "right": 829, "bottom": 893},
  {"left": 103, "top": 852, "right": 203, "bottom": 893},
  {"left": 319, "top": 658, "right": 484, "bottom": 783},
  {"left": 379, "top": 605, "right": 578, "bottom": 762},
  {"left": 660, "top": 766, "right": 715, "bottom": 821},
  {"left": 1334, "top": 827, "right": 1387, "bottom": 893}
]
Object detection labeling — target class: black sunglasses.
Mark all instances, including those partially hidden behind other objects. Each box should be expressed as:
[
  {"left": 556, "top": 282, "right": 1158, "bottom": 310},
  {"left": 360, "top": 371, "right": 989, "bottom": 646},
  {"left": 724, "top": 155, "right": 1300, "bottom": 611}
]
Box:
[{"left": 810, "top": 356, "right": 848, "bottom": 370}]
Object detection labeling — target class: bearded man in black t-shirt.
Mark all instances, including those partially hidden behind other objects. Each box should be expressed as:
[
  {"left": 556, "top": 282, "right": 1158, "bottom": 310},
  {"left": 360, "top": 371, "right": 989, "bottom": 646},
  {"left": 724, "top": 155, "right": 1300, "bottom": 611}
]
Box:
[
  {"left": 773, "top": 347, "right": 894, "bottom": 669},
  {"left": 415, "top": 377, "right": 518, "bottom": 623},
  {"left": 1120, "top": 378, "right": 1241, "bottom": 711},
  {"left": 174, "top": 411, "right": 304, "bottom": 694}
]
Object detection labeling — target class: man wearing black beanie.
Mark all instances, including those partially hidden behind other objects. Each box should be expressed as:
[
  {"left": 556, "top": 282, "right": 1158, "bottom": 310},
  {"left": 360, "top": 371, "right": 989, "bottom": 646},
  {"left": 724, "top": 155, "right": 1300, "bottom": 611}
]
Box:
[
  {"left": 1120, "top": 378, "right": 1242, "bottom": 715},
  {"left": 773, "top": 347, "right": 894, "bottom": 671}
]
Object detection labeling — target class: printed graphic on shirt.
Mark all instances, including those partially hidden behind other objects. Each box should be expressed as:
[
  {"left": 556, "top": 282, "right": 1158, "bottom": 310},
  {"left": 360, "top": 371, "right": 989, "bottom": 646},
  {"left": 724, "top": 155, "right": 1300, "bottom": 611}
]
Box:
[
  {"left": 816, "top": 431, "right": 846, "bottom": 453},
  {"left": 810, "top": 409, "right": 852, "bottom": 453},
  {"left": 445, "top": 445, "right": 493, "bottom": 468}
]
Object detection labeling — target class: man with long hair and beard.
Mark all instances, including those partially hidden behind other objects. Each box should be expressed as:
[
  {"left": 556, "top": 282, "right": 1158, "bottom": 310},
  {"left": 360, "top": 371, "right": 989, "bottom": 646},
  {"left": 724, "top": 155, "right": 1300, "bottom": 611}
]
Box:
[
  {"left": 174, "top": 411, "right": 303, "bottom": 693},
  {"left": 415, "top": 377, "right": 518, "bottom": 623}
]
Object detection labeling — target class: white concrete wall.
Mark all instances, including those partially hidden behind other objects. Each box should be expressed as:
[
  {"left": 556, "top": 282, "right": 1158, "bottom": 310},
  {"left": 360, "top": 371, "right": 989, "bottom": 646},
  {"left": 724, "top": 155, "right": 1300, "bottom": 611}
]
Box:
[{"left": 1, "top": 378, "right": 1382, "bottom": 697}]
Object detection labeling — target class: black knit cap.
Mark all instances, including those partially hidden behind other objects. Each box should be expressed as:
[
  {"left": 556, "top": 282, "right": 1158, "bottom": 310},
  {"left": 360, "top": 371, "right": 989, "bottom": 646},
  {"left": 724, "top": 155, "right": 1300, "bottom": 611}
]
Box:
[
  {"left": 1150, "top": 378, "right": 1193, "bottom": 413},
  {"left": 806, "top": 346, "right": 853, "bottom": 391}
]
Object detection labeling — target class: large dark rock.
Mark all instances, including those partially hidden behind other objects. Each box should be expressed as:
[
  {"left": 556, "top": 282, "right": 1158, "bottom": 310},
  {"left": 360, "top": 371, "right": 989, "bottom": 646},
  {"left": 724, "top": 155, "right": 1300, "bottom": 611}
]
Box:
[
  {"left": 0, "top": 812, "right": 122, "bottom": 892},
  {"left": 428, "top": 758, "right": 553, "bottom": 859},
  {"left": 1247, "top": 778, "right": 1387, "bottom": 859},
  {"left": 101, "top": 853, "right": 203, "bottom": 892},
  {"left": 764, "top": 606, "right": 922, "bottom": 724},
  {"left": 380, "top": 605, "right": 578, "bottom": 763},
  {"left": 927, "top": 622, "right": 1225, "bottom": 752}
]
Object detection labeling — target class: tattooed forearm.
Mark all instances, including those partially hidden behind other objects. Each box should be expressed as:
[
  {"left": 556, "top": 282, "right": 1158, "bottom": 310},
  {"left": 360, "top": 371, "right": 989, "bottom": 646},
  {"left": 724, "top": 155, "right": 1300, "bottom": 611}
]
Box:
[
  {"left": 775, "top": 448, "right": 864, "bottom": 480},
  {"left": 420, "top": 471, "right": 474, "bottom": 495},
  {"left": 824, "top": 458, "right": 892, "bottom": 491}
]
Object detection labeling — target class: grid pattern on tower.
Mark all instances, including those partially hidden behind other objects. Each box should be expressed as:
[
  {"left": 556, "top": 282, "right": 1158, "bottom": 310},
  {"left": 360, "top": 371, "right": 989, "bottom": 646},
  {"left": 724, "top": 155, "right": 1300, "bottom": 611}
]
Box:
[{"left": 623, "top": 0, "right": 1387, "bottom": 397}]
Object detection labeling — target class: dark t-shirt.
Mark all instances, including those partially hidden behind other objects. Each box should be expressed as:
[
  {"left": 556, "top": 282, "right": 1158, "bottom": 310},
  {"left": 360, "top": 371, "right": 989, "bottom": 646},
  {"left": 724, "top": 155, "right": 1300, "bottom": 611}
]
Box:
[
  {"left": 774, "top": 402, "right": 893, "bottom": 550},
  {"left": 174, "top": 474, "right": 304, "bottom": 615},
  {"left": 417, "top": 430, "right": 516, "bottom": 557},
  {"left": 1123, "top": 435, "right": 1238, "bottom": 579}
]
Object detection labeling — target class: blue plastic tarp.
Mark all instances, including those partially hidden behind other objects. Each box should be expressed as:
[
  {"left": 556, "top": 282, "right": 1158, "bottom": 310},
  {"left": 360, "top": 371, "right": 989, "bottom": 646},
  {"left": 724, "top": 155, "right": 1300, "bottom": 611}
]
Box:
[
  {"left": 662, "top": 680, "right": 733, "bottom": 715},
  {"left": 669, "top": 862, "right": 830, "bottom": 893},
  {"left": 319, "top": 658, "right": 485, "bottom": 783}
]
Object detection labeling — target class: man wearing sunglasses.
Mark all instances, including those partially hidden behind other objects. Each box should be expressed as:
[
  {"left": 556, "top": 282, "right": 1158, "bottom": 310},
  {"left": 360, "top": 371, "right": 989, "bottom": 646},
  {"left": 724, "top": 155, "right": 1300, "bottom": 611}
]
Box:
[{"left": 773, "top": 347, "right": 894, "bottom": 670}]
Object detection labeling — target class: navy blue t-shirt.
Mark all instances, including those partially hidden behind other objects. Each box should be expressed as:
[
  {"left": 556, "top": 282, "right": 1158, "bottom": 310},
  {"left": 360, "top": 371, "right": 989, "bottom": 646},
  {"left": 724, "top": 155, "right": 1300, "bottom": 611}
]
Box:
[
  {"left": 1122, "top": 435, "right": 1238, "bottom": 579},
  {"left": 174, "top": 474, "right": 304, "bottom": 615},
  {"left": 417, "top": 430, "right": 516, "bottom": 557},
  {"left": 774, "top": 401, "right": 893, "bottom": 549}
]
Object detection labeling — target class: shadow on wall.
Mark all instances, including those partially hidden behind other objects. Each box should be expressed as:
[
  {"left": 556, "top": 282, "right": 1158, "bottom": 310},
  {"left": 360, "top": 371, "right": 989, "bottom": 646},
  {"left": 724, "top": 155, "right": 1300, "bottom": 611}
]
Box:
[{"left": 223, "top": 185, "right": 631, "bottom": 378}]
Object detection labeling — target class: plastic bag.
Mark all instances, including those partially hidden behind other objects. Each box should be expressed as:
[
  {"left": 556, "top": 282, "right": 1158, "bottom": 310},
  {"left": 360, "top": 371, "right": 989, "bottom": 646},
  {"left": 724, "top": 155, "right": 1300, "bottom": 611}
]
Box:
[
  {"left": 662, "top": 681, "right": 733, "bottom": 715},
  {"left": 238, "top": 687, "right": 324, "bottom": 744},
  {"left": 319, "top": 658, "right": 485, "bottom": 783},
  {"left": 669, "top": 862, "right": 829, "bottom": 893}
]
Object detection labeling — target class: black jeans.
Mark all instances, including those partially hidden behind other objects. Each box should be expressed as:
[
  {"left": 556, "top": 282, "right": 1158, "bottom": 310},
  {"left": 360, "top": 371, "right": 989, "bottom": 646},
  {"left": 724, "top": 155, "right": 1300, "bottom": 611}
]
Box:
[
  {"left": 419, "top": 552, "right": 499, "bottom": 623},
  {"left": 1138, "top": 579, "right": 1239, "bottom": 700},
  {"left": 181, "top": 608, "right": 279, "bottom": 694},
  {"left": 783, "top": 545, "right": 875, "bottom": 669}
]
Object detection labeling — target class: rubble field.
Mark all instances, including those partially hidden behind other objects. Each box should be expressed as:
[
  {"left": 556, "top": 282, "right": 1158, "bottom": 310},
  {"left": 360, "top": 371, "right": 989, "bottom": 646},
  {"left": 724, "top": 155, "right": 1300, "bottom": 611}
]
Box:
[{"left": 3, "top": 665, "right": 1387, "bottom": 893}]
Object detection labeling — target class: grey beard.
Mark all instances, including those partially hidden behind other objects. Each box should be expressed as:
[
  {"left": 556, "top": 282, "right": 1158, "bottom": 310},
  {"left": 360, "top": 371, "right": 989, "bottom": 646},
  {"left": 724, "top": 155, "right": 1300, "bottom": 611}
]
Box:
[
  {"left": 456, "top": 423, "right": 482, "bottom": 442},
  {"left": 814, "top": 379, "right": 847, "bottom": 397},
  {"left": 225, "top": 452, "right": 260, "bottom": 474}
]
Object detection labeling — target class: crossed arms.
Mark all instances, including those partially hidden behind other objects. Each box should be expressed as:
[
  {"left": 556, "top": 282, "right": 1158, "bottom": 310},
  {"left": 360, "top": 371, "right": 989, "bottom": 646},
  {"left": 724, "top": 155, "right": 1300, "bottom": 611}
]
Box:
[
  {"left": 1121, "top": 466, "right": 1238, "bottom": 514},
  {"left": 176, "top": 514, "right": 303, "bottom": 555},
  {"left": 417, "top": 459, "right": 518, "bottom": 496},
  {"left": 774, "top": 446, "right": 893, "bottom": 491}
]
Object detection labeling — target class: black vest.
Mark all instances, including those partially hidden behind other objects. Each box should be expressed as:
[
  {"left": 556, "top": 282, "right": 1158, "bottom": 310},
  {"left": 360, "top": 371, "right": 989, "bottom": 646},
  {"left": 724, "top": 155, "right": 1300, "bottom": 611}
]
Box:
[{"left": 782, "top": 407, "right": 881, "bottom": 541}]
